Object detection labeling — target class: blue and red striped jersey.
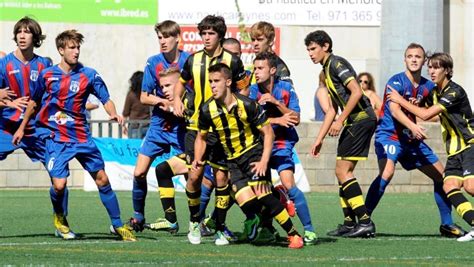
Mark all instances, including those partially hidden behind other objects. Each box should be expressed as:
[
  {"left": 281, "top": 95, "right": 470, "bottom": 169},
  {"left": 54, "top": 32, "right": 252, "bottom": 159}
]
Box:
[
  {"left": 142, "top": 50, "right": 189, "bottom": 131},
  {"left": 376, "top": 72, "right": 435, "bottom": 143},
  {"left": 0, "top": 52, "right": 52, "bottom": 135},
  {"left": 249, "top": 79, "right": 300, "bottom": 149},
  {"left": 32, "top": 64, "right": 110, "bottom": 143}
]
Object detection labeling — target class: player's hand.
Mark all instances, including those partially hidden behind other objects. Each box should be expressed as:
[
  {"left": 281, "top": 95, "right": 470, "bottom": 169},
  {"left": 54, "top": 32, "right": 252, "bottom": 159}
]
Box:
[
  {"left": 409, "top": 124, "right": 428, "bottom": 140},
  {"left": 173, "top": 98, "right": 184, "bottom": 117},
  {"left": 109, "top": 114, "right": 124, "bottom": 125},
  {"left": 250, "top": 160, "right": 268, "bottom": 177},
  {"left": 191, "top": 159, "right": 205, "bottom": 172},
  {"left": 122, "top": 124, "right": 128, "bottom": 136},
  {"left": 386, "top": 87, "right": 403, "bottom": 104},
  {"left": 0, "top": 87, "right": 17, "bottom": 100},
  {"left": 158, "top": 99, "right": 173, "bottom": 113},
  {"left": 7, "top": 96, "right": 29, "bottom": 111},
  {"left": 12, "top": 129, "right": 24, "bottom": 146},
  {"left": 328, "top": 120, "right": 343, "bottom": 137},
  {"left": 258, "top": 93, "right": 277, "bottom": 105},
  {"left": 310, "top": 140, "right": 323, "bottom": 158},
  {"left": 278, "top": 111, "right": 299, "bottom": 128}
]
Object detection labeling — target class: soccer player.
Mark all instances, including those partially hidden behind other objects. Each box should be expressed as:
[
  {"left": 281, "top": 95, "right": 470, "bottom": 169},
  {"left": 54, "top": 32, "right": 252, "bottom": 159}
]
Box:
[
  {"left": 249, "top": 51, "right": 317, "bottom": 244},
  {"left": 305, "top": 30, "right": 376, "bottom": 238},
  {"left": 12, "top": 29, "right": 135, "bottom": 241},
  {"left": 172, "top": 15, "right": 248, "bottom": 245},
  {"left": 128, "top": 20, "right": 190, "bottom": 234},
  {"left": 365, "top": 44, "right": 464, "bottom": 238},
  {"left": 192, "top": 63, "right": 304, "bottom": 248},
  {"left": 388, "top": 52, "right": 474, "bottom": 242},
  {"left": 0, "top": 17, "right": 51, "bottom": 164},
  {"left": 249, "top": 21, "right": 292, "bottom": 85}
]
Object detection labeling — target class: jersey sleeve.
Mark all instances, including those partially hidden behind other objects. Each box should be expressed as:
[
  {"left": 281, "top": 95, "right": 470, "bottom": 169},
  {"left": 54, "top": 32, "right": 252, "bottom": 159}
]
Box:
[
  {"left": 287, "top": 84, "right": 301, "bottom": 113},
  {"left": 198, "top": 104, "right": 212, "bottom": 133},
  {"left": 248, "top": 84, "right": 259, "bottom": 101},
  {"left": 231, "top": 56, "right": 249, "bottom": 91},
  {"left": 438, "top": 86, "right": 464, "bottom": 111},
  {"left": 180, "top": 55, "right": 193, "bottom": 84},
  {"left": 331, "top": 59, "right": 356, "bottom": 86},
  {"left": 385, "top": 76, "right": 404, "bottom": 96},
  {"left": 91, "top": 71, "right": 110, "bottom": 104},
  {"left": 0, "top": 58, "right": 6, "bottom": 88},
  {"left": 32, "top": 70, "right": 47, "bottom": 102},
  {"left": 247, "top": 100, "right": 269, "bottom": 129},
  {"left": 276, "top": 58, "right": 292, "bottom": 84},
  {"left": 142, "top": 59, "right": 157, "bottom": 94}
]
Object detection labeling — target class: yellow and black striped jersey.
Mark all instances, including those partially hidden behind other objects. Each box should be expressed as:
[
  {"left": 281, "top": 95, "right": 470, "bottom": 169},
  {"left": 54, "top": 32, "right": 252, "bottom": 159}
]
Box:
[
  {"left": 198, "top": 93, "right": 269, "bottom": 159},
  {"left": 427, "top": 80, "right": 474, "bottom": 156},
  {"left": 323, "top": 54, "right": 376, "bottom": 124},
  {"left": 180, "top": 48, "right": 249, "bottom": 130}
]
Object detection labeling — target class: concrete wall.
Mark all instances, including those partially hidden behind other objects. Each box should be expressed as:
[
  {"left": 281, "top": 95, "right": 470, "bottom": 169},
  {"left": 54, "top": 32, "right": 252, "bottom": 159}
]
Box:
[{"left": 0, "top": 121, "right": 446, "bottom": 193}]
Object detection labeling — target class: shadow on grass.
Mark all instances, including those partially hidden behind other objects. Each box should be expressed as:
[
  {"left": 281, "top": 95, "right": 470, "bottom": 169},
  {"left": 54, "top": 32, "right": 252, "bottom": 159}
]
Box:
[{"left": 0, "top": 232, "right": 159, "bottom": 241}]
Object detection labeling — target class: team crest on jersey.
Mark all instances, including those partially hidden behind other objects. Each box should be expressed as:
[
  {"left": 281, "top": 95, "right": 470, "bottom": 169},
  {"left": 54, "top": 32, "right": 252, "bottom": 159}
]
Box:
[
  {"left": 69, "top": 81, "right": 80, "bottom": 93},
  {"left": 30, "top": 70, "right": 39, "bottom": 81},
  {"left": 236, "top": 106, "right": 243, "bottom": 117},
  {"left": 49, "top": 111, "right": 74, "bottom": 125}
]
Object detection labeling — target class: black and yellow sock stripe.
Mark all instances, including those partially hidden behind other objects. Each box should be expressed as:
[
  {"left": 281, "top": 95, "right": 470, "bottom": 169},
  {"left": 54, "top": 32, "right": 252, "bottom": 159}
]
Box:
[
  {"left": 447, "top": 189, "right": 474, "bottom": 226},
  {"left": 342, "top": 178, "right": 371, "bottom": 224}
]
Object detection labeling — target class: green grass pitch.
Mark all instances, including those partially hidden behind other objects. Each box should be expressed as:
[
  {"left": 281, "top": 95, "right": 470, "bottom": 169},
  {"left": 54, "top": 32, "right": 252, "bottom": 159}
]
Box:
[{"left": 0, "top": 190, "right": 473, "bottom": 265}]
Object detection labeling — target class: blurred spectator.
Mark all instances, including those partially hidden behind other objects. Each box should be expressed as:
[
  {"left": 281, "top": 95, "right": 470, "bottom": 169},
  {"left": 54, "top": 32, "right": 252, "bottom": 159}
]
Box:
[
  {"left": 357, "top": 72, "right": 382, "bottom": 118},
  {"left": 313, "top": 71, "right": 328, "bottom": 121},
  {"left": 122, "top": 71, "right": 150, "bottom": 139},
  {"left": 85, "top": 95, "right": 100, "bottom": 120}
]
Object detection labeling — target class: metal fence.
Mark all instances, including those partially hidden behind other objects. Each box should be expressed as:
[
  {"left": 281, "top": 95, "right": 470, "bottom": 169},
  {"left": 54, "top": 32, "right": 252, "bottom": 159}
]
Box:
[{"left": 89, "top": 119, "right": 150, "bottom": 138}]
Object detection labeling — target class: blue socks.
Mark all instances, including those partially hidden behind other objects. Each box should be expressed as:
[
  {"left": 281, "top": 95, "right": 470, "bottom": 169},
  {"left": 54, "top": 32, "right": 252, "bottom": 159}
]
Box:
[
  {"left": 365, "top": 175, "right": 390, "bottom": 214},
  {"left": 199, "top": 184, "right": 213, "bottom": 221},
  {"left": 98, "top": 184, "right": 123, "bottom": 228},
  {"left": 50, "top": 186, "right": 69, "bottom": 215},
  {"left": 288, "top": 186, "right": 314, "bottom": 232},
  {"left": 433, "top": 182, "right": 453, "bottom": 226},
  {"left": 132, "top": 178, "right": 147, "bottom": 222}
]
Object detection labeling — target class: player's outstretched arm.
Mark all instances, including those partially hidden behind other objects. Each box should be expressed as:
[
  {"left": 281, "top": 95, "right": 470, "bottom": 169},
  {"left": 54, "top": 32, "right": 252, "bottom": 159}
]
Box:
[
  {"left": 12, "top": 99, "right": 38, "bottom": 145},
  {"left": 103, "top": 100, "right": 124, "bottom": 125},
  {"left": 172, "top": 81, "right": 186, "bottom": 117},
  {"left": 252, "top": 124, "right": 274, "bottom": 177},
  {"left": 192, "top": 131, "right": 208, "bottom": 171},
  {"left": 389, "top": 101, "right": 427, "bottom": 140},
  {"left": 329, "top": 79, "right": 361, "bottom": 136},
  {"left": 311, "top": 100, "right": 337, "bottom": 158},
  {"left": 388, "top": 89, "right": 442, "bottom": 121}
]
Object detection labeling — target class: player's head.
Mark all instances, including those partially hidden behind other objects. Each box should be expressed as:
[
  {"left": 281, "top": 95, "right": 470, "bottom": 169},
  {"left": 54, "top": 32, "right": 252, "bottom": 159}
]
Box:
[
  {"left": 154, "top": 20, "right": 181, "bottom": 53},
  {"left": 250, "top": 21, "right": 275, "bottom": 54},
  {"left": 208, "top": 63, "right": 232, "bottom": 100},
  {"left": 129, "top": 70, "right": 144, "bottom": 96},
  {"left": 223, "top": 38, "right": 242, "bottom": 57},
  {"left": 253, "top": 51, "right": 277, "bottom": 84},
  {"left": 13, "top": 16, "right": 46, "bottom": 49},
  {"left": 158, "top": 67, "right": 180, "bottom": 101},
  {"left": 427, "top": 52, "right": 453, "bottom": 84},
  {"left": 357, "top": 72, "right": 375, "bottom": 92},
  {"left": 56, "top": 30, "right": 84, "bottom": 65},
  {"left": 404, "top": 43, "right": 426, "bottom": 73},
  {"left": 198, "top": 15, "right": 226, "bottom": 52},
  {"left": 304, "top": 30, "right": 332, "bottom": 64}
]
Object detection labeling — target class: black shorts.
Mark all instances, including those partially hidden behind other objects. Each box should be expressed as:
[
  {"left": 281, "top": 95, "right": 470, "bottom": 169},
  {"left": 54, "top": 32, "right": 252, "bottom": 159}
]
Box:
[
  {"left": 228, "top": 144, "right": 271, "bottom": 192},
  {"left": 185, "top": 130, "right": 227, "bottom": 170},
  {"left": 337, "top": 118, "right": 376, "bottom": 160},
  {"left": 444, "top": 145, "right": 474, "bottom": 181}
]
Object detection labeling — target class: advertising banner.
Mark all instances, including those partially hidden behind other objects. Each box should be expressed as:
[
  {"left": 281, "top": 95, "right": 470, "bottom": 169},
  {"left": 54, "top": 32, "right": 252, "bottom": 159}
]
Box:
[
  {"left": 159, "top": 0, "right": 382, "bottom": 26},
  {"left": 0, "top": 0, "right": 157, "bottom": 24},
  {"left": 84, "top": 137, "right": 310, "bottom": 192}
]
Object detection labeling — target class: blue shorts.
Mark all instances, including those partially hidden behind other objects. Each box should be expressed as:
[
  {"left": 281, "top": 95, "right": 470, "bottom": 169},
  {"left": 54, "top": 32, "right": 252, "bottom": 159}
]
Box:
[
  {"left": 45, "top": 138, "right": 105, "bottom": 178},
  {"left": 202, "top": 164, "right": 215, "bottom": 185},
  {"left": 139, "top": 126, "right": 185, "bottom": 159},
  {"left": 0, "top": 131, "right": 45, "bottom": 163},
  {"left": 374, "top": 138, "right": 439, "bottom": 171},
  {"left": 269, "top": 147, "right": 295, "bottom": 173}
]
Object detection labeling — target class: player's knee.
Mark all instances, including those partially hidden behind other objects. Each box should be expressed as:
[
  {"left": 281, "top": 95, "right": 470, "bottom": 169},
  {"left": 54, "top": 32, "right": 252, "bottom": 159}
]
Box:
[
  {"left": 52, "top": 181, "right": 67, "bottom": 193},
  {"left": 133, "top": 169, "right": 147, "bottom": 180},
  {"left": 464, "top": 179, "right": 474, "bottom": 196},
  {"left": 443, "top": 178, "right": 460, "bottom": 193},
  {"left": 93, "top": 170, "right": 110, "bottom": 187}
]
